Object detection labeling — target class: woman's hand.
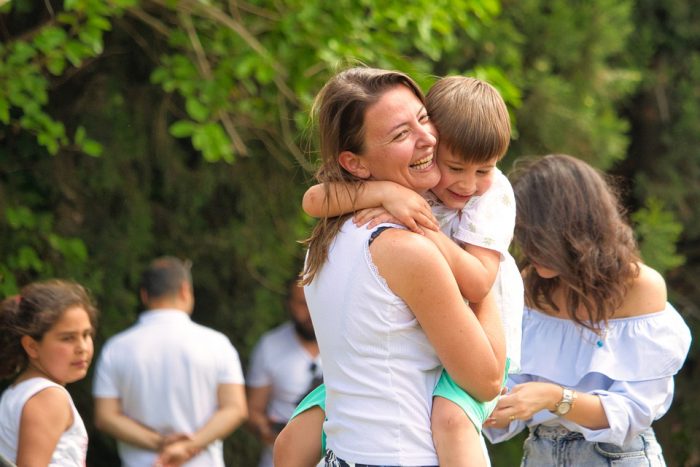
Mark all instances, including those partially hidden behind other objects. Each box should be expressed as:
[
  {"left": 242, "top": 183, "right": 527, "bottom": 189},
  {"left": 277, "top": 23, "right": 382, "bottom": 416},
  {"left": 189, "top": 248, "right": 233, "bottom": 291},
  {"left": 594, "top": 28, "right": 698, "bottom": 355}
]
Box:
[{"left": 486, "top": 382, "right": 561, "bottom": 427}]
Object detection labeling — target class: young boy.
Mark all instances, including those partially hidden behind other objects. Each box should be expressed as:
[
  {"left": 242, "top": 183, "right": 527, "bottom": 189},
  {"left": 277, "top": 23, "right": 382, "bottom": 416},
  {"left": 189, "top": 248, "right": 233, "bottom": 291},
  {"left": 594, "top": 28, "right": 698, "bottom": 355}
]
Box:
[{"left": 277, "top": 76, "right": 522, "bottom": 467}]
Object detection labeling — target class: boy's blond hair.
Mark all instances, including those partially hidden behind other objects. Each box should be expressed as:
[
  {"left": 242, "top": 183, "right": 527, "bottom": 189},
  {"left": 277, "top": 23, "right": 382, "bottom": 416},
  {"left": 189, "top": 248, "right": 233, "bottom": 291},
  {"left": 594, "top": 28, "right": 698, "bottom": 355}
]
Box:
[{"left": 426, "top": 76, "right": 511, "bottom": 163}]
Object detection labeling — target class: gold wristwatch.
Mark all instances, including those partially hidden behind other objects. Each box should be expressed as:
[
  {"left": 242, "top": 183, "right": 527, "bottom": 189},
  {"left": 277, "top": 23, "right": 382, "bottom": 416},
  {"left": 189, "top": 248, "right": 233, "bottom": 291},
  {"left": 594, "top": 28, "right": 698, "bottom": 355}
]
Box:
[{"left": 550, "top": 387, "right": 576, "bottom": 415}]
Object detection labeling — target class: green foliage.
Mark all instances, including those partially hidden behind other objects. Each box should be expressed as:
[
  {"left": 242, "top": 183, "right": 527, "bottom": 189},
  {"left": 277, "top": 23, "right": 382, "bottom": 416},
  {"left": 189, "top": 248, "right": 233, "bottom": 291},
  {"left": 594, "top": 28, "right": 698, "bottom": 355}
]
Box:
[
  {"left": 632, "top": 198, "right": 685, "bottom": 275},
  {"left": 144, "top": 0, "right": 505, "bottom": 163},
  {"left": 496, "top": 0, "right": 641, "bottom": 170},
  {"left": 0, "top": 0, "right": 121, "bottom": 156},
  {"left": 627, "top": 1, "right": 700, "bottom": 238},
  {"left": 0, "top": 201, "right": 91, "bottom": 296}
]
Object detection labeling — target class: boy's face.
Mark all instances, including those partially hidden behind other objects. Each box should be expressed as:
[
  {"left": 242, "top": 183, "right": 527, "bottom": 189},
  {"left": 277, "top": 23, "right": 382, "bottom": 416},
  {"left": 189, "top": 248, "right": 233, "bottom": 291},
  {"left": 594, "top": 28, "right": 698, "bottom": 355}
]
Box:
[{"left": 431, "top": 146, "right": 498, "bottom": 210}]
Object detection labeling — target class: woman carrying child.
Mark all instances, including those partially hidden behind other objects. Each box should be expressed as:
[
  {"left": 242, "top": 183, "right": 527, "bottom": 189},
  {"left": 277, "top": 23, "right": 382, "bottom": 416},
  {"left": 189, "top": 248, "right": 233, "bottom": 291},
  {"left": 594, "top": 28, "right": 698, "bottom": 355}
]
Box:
[
  {"left": 280, "top": 66, "right": 506, "bottom": 466},
  {"left": 284, "top": 74, "right": 523, "bottom": 467}
]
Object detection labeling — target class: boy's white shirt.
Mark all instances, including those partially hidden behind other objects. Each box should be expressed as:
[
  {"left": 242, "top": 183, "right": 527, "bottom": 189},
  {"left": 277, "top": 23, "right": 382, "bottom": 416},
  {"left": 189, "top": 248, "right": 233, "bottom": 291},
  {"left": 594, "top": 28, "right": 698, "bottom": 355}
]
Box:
[{"left": 425, "top": 168, "right": 523, "bottom": 373}]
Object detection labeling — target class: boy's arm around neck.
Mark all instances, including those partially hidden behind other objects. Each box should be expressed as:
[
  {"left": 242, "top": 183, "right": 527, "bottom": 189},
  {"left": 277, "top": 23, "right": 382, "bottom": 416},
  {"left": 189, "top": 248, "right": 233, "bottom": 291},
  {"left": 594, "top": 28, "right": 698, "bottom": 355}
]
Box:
[{"left": 302, "top": 181, "right": 438, "bottom": 233}]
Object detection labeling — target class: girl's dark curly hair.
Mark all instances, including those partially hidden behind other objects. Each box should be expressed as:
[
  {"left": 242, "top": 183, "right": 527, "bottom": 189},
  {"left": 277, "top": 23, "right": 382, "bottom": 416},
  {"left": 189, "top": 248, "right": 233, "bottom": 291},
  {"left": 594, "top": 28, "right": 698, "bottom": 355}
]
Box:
[{"left": 510, "top": 154, "right": 640, "bottom": 330}]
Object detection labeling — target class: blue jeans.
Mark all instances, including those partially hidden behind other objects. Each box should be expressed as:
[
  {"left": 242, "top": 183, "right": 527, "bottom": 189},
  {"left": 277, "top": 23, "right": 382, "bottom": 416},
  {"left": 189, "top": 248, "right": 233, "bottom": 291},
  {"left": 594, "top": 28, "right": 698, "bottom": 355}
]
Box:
[{"left": 522, "top": 425, "right": 665, "bottom": 466}]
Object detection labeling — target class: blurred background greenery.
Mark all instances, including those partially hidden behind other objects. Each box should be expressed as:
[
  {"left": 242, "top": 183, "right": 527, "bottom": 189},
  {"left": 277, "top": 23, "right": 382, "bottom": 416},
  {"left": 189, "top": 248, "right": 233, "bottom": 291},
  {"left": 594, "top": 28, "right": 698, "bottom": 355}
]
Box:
[{"left": 0, "top": 0, "right": 697, "bottom": 465}]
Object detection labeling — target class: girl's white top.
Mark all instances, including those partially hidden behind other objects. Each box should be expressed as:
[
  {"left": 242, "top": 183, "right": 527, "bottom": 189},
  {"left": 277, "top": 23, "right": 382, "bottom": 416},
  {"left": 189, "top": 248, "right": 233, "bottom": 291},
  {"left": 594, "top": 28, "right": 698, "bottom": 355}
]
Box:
[
  {"left": 484, "top": 304, "right": 691, "bottom": 446},
  {"left": 426, "top": 168, "right": 524, "bottom": 373},
  {"left": 305, "top": 220, "right": 442, "bottom": 465},
  {"left": 0, "top": 377, "right": 88, "bottom": 466}
]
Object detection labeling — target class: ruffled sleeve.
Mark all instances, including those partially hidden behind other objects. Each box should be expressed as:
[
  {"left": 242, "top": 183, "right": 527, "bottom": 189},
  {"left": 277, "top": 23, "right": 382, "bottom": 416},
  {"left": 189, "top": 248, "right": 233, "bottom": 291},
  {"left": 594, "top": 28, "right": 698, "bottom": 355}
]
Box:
[
  {"left": 521, "top": 304, "right": 691, "bottom": 385},
  {"left": 580, "top": 378, "right": 677, "bottom": 445},
  {"left": 487, "top": 304, "right": 691, "bottom": 446}
]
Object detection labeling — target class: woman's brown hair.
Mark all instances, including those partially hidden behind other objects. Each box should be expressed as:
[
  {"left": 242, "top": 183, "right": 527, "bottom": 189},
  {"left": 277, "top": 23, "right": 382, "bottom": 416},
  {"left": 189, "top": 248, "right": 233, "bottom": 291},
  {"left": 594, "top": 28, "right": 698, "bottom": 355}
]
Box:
[
  {"left": 302, "top": 67, "right": 426, "bottom": 284},
  {"left": 510, "top": 154, "right": 640, "bottom": 330}
]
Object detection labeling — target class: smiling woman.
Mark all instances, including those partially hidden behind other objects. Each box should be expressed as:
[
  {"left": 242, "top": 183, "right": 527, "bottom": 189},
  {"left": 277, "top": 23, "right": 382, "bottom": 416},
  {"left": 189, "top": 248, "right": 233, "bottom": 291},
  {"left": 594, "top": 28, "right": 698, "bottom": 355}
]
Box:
[
  {"left": 0, "top": 280, "right": 98, "bottom": 467},
  {"left": 339, "top": 84, "right": 440, "bottom": 191}
]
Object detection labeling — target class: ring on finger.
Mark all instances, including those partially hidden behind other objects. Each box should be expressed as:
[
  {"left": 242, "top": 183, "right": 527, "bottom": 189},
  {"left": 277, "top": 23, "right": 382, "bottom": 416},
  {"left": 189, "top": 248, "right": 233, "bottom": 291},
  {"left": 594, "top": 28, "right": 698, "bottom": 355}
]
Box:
[{"left": 509, "top": 415, "right": 515, "bottom": 422}]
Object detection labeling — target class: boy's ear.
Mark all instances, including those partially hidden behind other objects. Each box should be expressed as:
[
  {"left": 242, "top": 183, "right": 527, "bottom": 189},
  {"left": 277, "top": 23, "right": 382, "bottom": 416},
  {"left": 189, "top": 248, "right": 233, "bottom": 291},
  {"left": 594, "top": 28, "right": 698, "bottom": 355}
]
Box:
[
  {"left": 21, "top": 335, "right": 39, "bottom": 359},
  {"left": 338, "top": 151, "right": 371, "bottom": 179}
]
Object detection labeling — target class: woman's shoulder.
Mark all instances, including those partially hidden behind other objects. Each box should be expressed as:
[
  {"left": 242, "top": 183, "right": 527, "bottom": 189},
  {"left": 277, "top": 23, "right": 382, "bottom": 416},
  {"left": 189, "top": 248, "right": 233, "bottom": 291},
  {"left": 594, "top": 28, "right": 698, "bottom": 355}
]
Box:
[
  {"left": 369, "top": 228, "right": 456, "bottom": 292},
  {"left": 614, "top": 263, "right": 667, "bottom": 318},
  {"left": 369, "top": 226, "right": 440, "bottom": 259}
]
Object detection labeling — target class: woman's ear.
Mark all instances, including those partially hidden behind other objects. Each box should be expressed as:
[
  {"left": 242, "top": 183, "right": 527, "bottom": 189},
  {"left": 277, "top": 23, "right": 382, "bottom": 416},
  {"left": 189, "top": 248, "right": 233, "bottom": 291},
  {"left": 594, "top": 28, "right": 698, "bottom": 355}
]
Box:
[
  {"left": 339, "top": 151, "right": 371, "bottom": 179},
  {"left": 21, "top": 335, "right": 40, "bottom": 359}
]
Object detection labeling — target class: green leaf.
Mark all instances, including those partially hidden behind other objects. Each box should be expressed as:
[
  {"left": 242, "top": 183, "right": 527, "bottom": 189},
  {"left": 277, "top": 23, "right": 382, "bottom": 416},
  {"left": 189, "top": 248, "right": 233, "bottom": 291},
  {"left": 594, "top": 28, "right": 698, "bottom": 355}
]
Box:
[
  {"left": 88, "top": 15, "right": 112, "bottom": 32},
  {"left": 8, "top": 42, "right": 36, "bottom": 65},
  {"left": 185, "top": 98, "right": 209, "bottom": 122},
  {"left": 49, "top": 234, "right": 89, "bottom": 261},
  {"left": 78, "top": 27, "right": 104, "bottom": 55},
  {"left": 169, "top": 120, "right": 196, "bottom": 138},
  {"left": 16, "top": 246, "right": 43, "bottom": 271},
  {"left": 74, "top": 125, "right": 87, "bottom": 145},
  {"left": 46, "top": 54, "right": 67, "bottom": 75},
  {"left": 64, "top": 40, "right": 87, "bottom": 66},
  {"left": 5, "top": 206, "right": 36, "bottom": 229},
  {"left": 34, "top": 26, "right": 68, "bottom": 54},
  {"left": 82, "top": 139, "right": 103, "bottom": 157}
]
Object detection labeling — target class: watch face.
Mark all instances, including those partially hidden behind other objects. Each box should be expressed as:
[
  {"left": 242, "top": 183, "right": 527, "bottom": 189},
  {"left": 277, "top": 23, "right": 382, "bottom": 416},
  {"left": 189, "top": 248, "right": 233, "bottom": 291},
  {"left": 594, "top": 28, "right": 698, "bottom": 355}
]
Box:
[{"left": 557, "top": 402, "right": 572, "bottom": 414}]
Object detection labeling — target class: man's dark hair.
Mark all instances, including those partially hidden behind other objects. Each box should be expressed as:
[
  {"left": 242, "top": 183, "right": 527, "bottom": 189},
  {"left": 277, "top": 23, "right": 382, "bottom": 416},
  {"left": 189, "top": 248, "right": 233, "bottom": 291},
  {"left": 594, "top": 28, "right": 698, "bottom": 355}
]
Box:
[{"left": 140, "top": 256, "right": 192, "bottom": 299}]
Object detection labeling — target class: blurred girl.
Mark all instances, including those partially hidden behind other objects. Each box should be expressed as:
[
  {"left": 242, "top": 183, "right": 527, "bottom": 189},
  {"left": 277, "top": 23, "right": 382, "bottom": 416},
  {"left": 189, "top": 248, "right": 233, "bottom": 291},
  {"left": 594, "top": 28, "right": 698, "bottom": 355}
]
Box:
[{"left": 0, "top": 279, "right": 97, "bottom": 466}]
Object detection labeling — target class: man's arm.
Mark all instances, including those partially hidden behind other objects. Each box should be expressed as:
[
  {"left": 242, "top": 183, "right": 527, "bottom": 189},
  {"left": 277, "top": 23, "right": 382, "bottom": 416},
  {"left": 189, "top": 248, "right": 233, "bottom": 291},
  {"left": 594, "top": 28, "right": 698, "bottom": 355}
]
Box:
[
  {"left": 158, "top": 383, "right": 248, "bottom": 465},
  {"left": 94, "top": 397, "right": 163, "bottom": 450},
  {"left": 246, "top": 384, "right": 277, "bottom": 444}
]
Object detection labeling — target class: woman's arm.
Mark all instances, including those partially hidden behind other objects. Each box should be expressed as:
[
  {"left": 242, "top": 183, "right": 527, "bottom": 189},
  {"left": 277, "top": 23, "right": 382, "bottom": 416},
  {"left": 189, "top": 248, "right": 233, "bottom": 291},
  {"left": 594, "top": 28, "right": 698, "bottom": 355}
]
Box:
[
  {"left": 371, "top": 229, "right": 505, "bottom": 401},
  {"left": 302, "top": 181, "right": 437, "bottom": 233},
  {"left": 17, "top": 387, "right": 72, "bottom": 466},
  {"left": 488, "top": 382, "right": 608, "bottom": 430}
]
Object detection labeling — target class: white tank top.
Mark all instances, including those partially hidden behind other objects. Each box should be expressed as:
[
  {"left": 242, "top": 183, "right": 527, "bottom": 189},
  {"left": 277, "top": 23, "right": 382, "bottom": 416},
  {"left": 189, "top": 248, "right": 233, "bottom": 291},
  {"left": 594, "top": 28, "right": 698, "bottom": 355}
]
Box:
[
  {"left": 305, "top": 220, "right": 441, "bottom": 465},
  {"left": 0, "top": 377, "right": 88, "bottom": 466}
]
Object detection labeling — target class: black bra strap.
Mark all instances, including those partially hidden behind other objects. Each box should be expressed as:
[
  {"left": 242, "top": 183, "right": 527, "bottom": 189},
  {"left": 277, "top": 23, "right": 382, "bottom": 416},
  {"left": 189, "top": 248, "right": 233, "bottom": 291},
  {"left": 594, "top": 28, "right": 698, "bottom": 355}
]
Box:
[{"left": 368, "top": 226, "right": 393, "bottom": 246}]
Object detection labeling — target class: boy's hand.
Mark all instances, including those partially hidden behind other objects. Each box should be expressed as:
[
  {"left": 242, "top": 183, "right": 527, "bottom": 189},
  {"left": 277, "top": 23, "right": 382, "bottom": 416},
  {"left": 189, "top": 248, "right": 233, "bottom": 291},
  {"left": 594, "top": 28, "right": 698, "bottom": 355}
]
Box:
[
  {"left": 380, "top": 185, "right": 439, "bottom": 234},
  {"left": 354, "top": 207, "right": 404, "bottom": 230},
  {"left": 353, "top": 190, "right": 438, "bottom": 235}
]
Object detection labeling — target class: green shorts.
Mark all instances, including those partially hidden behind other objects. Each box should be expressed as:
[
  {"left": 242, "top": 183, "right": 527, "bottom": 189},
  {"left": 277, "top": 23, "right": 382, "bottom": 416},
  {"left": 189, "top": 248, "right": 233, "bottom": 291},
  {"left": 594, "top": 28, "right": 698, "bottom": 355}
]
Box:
[
  {"left": 290, "top": 359, "right": 509, "bottom": 449},
  {"left": 292, "top": 383, "right": 327, "bottom": 418},
  {"left": 290, "top": 384, "right": 327, "bottom": 455},
  {"left": 433, "top": 358, "right": 510, "bottom": 433}
]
